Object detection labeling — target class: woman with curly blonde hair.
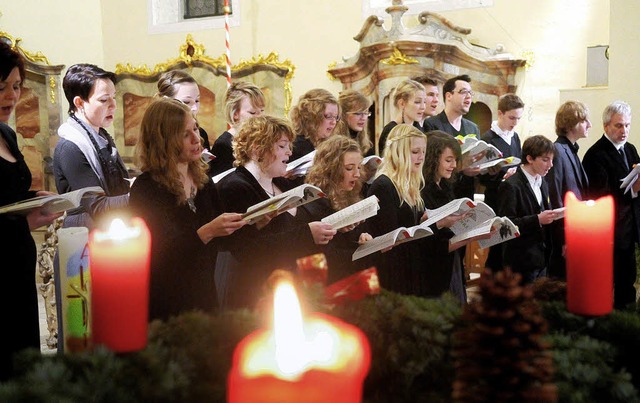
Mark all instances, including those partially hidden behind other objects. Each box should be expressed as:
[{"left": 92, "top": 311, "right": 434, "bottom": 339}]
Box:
[
  {"left": 366, "top": 124, "right": 427, "bottom": 295},
  {"left": 210, "top": 81, "right": 265, "bottom": 176},
  {"left": 300, "top": 136, "right": 372, "bottom": 282},
  {"left": 378, "top": 79, "right": 426, "bottom": 155},
  {"left": 216, "top": 115, "right": 336, "bottom": 309},
  {"left": 289, "top": 88, "right": 340, "bottom": 162},
  {"left": 130, "top": 97, "right": 245, "bottom": 321},
  {"left": 334, "top": 89, "right": 373, "bottom": 156}
]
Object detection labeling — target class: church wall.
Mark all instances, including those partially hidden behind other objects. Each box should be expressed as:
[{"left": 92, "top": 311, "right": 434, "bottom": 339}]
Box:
[{"left": 1, "top": 0, "right": 618, "bottom": 144}]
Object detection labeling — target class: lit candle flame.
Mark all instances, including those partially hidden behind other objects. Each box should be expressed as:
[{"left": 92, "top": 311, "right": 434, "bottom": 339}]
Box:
[
  {"left": 274, "top": 281, "right": 306, "bottom": 376},
  {"left": 94, "top": 218, "right": 141, "bottom": 242}
]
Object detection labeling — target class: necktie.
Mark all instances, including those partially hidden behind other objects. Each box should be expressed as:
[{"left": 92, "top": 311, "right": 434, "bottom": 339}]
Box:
[{"left": 619, "top": 147, "right": 629, "bottom": 170}]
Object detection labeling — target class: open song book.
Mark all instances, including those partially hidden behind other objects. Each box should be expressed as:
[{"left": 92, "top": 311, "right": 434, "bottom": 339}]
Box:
[
  {"left": 352, "top": 222, "right": 434, "bottom": 261},
  {"left": 242, "top": 184, "right": 325, "bottom": 224},
  {"left": 422, "top": 197, "right": 496, "bottom": 234},
  {"left": 0, "top": 186, "right": 105, "bottom": 215},
  {"left": 321, "top": 195, "right": 379, "bottom": 230},
  {"left": 449, "top": 216, "right": 520, "bottom": 249},
  {"left": 455, "top": 134, "right": 503, "bottom": 169},
  {"left": 286, "top": 151, "right": 316, "bottom": 177},
  {"left": 620, "top": 164, "right": 640, "bottom": 195}
]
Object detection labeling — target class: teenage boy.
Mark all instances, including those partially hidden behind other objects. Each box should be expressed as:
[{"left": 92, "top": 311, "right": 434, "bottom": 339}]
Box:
[
  {"left": 480, "top": 94, "right": 524, "bottom": 272},
  {"left": 497, "top": 135, "right": 556, "bottom": 284}
]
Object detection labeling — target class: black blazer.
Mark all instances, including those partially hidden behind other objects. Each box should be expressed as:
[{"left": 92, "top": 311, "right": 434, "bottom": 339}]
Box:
[
  {"left": 497, "top": 166, "right": 552, "bottom": 274},
  {"left": 479, "top": 129, "right": 522, "bottom": 209},
  {"left": 583, "top": 135, "right": 640, "bottom": 249},
  {"left": 547, "top": 136, "right": 589, "bottom": 208}
]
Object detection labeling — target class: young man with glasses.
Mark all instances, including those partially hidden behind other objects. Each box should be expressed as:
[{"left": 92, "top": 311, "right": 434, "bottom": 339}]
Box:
[{"left": 424, "top": 74, "right": 481, "bottom": 200}]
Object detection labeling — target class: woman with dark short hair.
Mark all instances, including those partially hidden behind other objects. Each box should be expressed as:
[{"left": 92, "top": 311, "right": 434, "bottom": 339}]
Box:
[{"left": 53, "top": 63, "right": 130, "bottom": 229}]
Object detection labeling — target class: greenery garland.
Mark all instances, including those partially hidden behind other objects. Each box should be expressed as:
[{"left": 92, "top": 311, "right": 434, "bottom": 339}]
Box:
[{"left": 1, "top": 282, "right": 640, "bottom": 402}]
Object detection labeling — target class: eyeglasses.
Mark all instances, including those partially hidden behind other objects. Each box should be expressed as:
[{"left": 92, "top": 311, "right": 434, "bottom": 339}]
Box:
[
  {"left": 324, "top": 114, "right": 341, "bottom": 122},
  {"left": 456, "top": 89, "right": 475, "bottom": 97},
  {"left": 348, "top": 112, "right": 371, "bottom": 118}
]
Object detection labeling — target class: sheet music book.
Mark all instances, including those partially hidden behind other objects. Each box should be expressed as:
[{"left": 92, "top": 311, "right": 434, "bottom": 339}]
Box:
[
  {"left": 0, "top": 186, "right": 105, "bottom": 215},
  {"left": 620, "top": 164, "right": 640, "bottom": 194},
  {"left": 352, "top": 221, "right": 434, "bottom": 261},
  {"left": 361, "top": 155, "right": 383, "bottom": 184},
  {"left": 475, "top": 156, "right": 521, "bottom": 173},
  {"left": 449, "top": 216, "right": 520, "bottom": 249},
  {"left": 321, "top": 195, "right": 379, "bottom": 230},
  {"left": 422, "top": 197, "right": 496, "bottom": 235},
  {"left": 242, "top": 184, "right": 325, "bottom": 224},
  {"left": 286, "top": 150, "right": 316, "bottom": 177}
]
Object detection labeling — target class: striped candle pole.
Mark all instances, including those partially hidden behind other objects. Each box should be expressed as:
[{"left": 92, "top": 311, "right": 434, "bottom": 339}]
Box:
[{"left": 224, "top": 0, "right": 232, "bottom": 87}]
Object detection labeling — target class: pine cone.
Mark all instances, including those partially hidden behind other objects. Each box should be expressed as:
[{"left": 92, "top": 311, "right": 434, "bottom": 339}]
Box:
[{"left": 451, "top": 269, "right": 558, "bottom": 402}]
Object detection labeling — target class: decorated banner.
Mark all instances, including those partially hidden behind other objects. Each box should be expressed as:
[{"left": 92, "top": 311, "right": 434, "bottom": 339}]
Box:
[{"left": 57, "top": 227, "right": 91, "bottom": 352}]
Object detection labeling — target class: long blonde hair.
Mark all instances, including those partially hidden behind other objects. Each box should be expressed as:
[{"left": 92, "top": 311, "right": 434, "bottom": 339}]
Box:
[
  {"left": 334, "top": 89, "right": 373, "bottom": 155},
  {"left": 377, "top": 124, "right": 426, "bottom": 209},
  {"left": 135, "top": 98, "right": 208, "bottom": 203},
  {"left": 306, "top": 136, "right": 362, "bottom": 211}
]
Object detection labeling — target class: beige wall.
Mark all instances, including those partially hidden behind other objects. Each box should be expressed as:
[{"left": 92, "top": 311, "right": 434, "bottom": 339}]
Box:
[
  {"left": 0, "top": 0, "right": 105, "bottom": 66},
  {"left": 1, "top": 0, "right": 624, "bottom": 144}
]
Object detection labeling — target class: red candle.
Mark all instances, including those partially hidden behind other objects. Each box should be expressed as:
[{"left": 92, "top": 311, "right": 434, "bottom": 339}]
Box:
[
  {"left": 564, "top": 191, "right": 614, "bottom": 315},
  {"left": 228, "top": 281, "right": 371, "bottom": 403},
  {"left": 89, "top": 217, "right": 151, "bottom": 352}
]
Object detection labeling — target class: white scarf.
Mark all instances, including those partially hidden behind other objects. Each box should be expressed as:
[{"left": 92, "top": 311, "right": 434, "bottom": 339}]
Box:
[{"left": 57, "top": 117, "right": 106, "bottom": 188}]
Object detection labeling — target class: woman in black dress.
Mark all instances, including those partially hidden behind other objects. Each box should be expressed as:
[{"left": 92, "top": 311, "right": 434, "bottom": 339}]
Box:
[
  {"left": 298, "top": 135, "right": 372, "bottom": 283},
  {"left": 216, "top": 115, "right": 336, "bottom": 310},
  {"left": 210, "top": 81, "right": 265, "bottom": 176},
  {"left": 0, "top": 42, "right": 61, "bottom": 380},
  {"left": 421, "top": 131, "right": 470, "bottom": 302},
  {"left": 129, "top": 98, "right": 245, "bottom": 321},
  {"left": 366, "top": 124, "right": 427, "bottom": 295}
]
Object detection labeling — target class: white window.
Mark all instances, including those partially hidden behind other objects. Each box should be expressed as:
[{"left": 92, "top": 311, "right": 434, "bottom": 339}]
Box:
[{"left": 148, "top": 0, "right": 240, "bottom": 34}]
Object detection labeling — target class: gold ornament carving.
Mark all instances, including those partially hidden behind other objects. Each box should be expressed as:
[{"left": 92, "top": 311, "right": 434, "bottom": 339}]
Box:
[
  {"left": 381, "top": 47, "right": 418, "bottom": 65},
  {"left": 49, "top": 77, "right": 56, "bottom": 104},
  {"left": 520, "top": 50, "right": 535, "bottom": 69},
  {"left": 0, "top": 31, "right": 51, "bottom": 65},
  {"left": 326, "top": 61, "right": 338, "bottom": 81}
]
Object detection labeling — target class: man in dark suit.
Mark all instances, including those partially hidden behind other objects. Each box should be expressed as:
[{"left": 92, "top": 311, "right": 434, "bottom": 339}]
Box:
[
  {"left": 546, "top": 101, "right": 592, "bottom": 279},
  {"left": 479, "top": 93, "right": 524, "bottom": 272},
  {"left": 497, "top": 135, "right": 557, "bottom": 284},
  {"left": 424, "top": 74, "right": 481, "bottom": 200},
  {"left": 583, "top": 101, "right": 640, "bottom": 310}
]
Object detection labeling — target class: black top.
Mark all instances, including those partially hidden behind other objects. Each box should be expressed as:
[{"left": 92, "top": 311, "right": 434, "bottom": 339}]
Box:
[
  {"left": 199, "top": 127, "right": 211, "bottom": 152},
  {"left": 53, "top": 124, "right": 129, "bottom": 229},
  {"left": 129, "top": 172, "right": 222, "bottom": 321},
  {"left": 421, "top": 180, "right": 462, "bottom": 297},
  {"left": 377, "top": 121, "right": 398, "bottom": 156},
  {"left": 0, "top": 123, "right": 39, "bottom": 380},
  {"left": 216, "top": 166, "right": 316, "bottom": 309},
  {"left": 210, "top": 131, "right": 234, "bottom": 177},
  {"left": 366, "top": 174, "right": 426, "bottom": 295},
  {"left": 297, "top": 198, "right": 371, "bottom": 283},
  {"left": 479, "top": 129, "right": 522, "bottom": 209},
  {"left": 291, "top": 134, "right": 315, "bottom": 162},
  {"left": 547, "top": 136, "right": 589, "bottom": 209}
]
